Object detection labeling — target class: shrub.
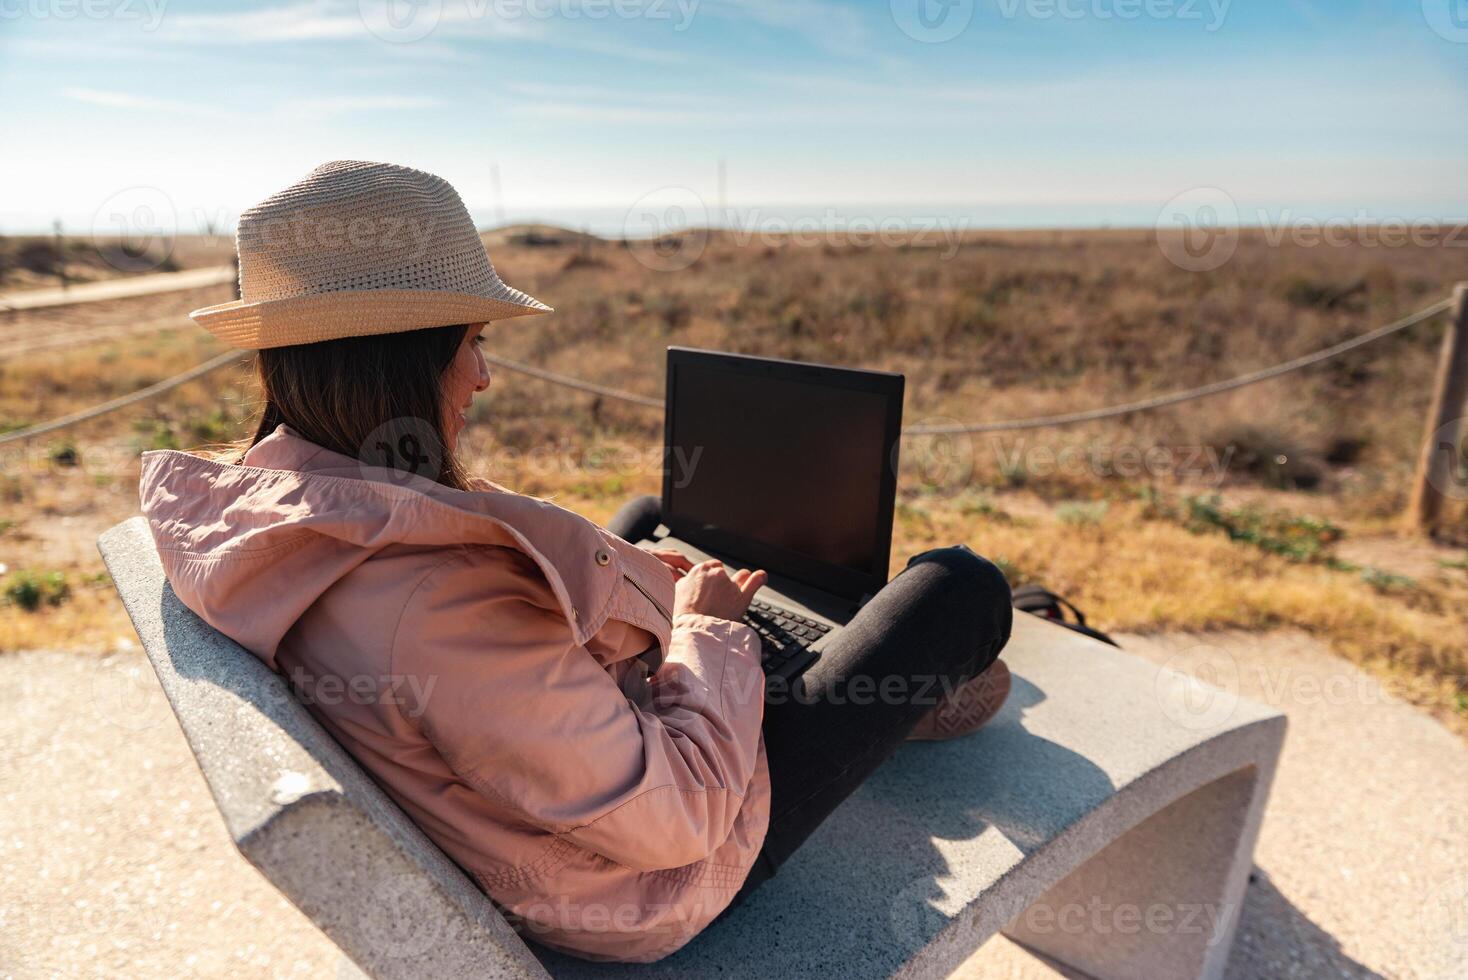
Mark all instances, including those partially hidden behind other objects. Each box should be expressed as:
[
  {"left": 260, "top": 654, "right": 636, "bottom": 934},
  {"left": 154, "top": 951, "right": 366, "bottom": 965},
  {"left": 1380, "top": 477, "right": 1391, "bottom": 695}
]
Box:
[
  {"left": 4, "top": 570, "right": 70, "bottom": 612},
  {"left": 1180, "top": 494, "right": 1342, "bottom": 562},
  {"left": 1057, "top": 501, "right": 1109, "bottom": 526},
  {"left": 48, "top": 441, "right": 80, "bottom": 467}
]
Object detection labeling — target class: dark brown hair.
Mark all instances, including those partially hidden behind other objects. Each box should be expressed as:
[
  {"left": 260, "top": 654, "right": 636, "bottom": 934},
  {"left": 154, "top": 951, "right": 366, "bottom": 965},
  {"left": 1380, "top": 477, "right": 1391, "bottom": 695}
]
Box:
[{"left": 239, "top": 323, "right": 474, "bottom": 489}]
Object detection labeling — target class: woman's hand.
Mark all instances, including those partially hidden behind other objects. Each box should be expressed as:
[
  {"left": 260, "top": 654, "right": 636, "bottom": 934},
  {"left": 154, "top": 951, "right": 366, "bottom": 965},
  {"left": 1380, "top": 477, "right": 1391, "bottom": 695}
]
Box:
[
  {"left": 647, "top": 548, "right": 694, "bottom": 580},
  {"left": 673, "top": 560, "right": 767, "bottom": 622}
]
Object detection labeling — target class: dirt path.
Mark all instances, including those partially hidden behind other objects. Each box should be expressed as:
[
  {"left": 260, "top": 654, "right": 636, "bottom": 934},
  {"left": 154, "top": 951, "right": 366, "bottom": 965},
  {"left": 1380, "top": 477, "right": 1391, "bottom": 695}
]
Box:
[
  {"left": 3, "top": 631, "right": 1466, "bottom": 978},
  {"left": 0, "top": 267, "right": 233, "bottom": 313}
]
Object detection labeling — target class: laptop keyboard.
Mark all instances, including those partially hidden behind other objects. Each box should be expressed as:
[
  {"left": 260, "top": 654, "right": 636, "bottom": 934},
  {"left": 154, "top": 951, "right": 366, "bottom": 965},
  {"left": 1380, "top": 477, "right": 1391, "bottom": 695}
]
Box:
[{"left": 742, "top": 597, "right": 831, "bottom": 681}]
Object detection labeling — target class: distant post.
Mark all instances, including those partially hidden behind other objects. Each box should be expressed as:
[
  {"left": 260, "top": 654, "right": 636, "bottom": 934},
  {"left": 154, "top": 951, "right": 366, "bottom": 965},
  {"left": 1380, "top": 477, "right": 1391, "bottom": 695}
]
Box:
[
  {"left": 1404, "top": 283, "right": 1468, "bottom": 533},
  {"left": 52, "top": 219, "right": 68, "bottom": 290}
]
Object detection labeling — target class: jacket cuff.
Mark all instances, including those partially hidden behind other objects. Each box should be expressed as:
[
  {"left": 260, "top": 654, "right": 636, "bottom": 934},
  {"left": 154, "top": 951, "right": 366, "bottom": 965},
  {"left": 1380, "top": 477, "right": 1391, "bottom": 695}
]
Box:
[{"left": 672, "top": 612, "right": 759, "bottom": 648}]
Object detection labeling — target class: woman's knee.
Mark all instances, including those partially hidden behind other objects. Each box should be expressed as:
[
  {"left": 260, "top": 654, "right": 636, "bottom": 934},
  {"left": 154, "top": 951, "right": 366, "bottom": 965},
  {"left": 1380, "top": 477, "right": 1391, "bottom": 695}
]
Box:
[
  {"left": 904, "top": 545, "right": 1013, "bottom": 664},
  {"left": 607, "top": 494, "right": 662, "bottom": 543}
]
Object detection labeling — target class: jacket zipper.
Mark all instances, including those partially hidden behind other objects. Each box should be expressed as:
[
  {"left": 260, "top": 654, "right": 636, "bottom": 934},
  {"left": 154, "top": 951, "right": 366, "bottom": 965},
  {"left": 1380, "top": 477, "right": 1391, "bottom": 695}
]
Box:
[{"left": 623, "top": 573, "right": 672, "bottom": 622}]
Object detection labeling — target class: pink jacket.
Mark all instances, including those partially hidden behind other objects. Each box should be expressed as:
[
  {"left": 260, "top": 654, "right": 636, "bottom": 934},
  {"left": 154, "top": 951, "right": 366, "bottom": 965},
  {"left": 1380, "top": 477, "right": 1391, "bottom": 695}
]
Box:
[{"left": 138, "top": 425, "right": 770, "bottom": 962}]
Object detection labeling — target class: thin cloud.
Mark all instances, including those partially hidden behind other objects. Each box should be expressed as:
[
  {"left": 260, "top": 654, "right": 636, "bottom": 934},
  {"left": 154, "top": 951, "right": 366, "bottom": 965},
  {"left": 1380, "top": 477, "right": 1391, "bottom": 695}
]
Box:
[
  {"left": 156, "top": 0, "right": 537, "bottom": 44},
  {"left": 281, "top": 95, "right": 442, "bottom": 119},
  {"left": 60, "top": 87, "right": 218, "bottom": 117},
  {"left": 697, "top": 0, "right": 871, "bottom": 56}
]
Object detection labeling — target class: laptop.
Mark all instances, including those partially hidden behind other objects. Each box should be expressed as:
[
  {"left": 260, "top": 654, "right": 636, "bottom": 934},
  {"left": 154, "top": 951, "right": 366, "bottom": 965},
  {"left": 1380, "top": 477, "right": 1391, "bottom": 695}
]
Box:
[{"left": 639, "top": 347, "right": 905, "bottom": 684}]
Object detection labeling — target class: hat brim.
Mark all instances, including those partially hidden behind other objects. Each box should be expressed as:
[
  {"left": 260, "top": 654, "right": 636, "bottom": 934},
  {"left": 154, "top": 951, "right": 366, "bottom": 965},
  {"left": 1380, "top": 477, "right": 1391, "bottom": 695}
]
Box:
[{"left": 191, "top": 287, "right": 552, "bottom": 349}]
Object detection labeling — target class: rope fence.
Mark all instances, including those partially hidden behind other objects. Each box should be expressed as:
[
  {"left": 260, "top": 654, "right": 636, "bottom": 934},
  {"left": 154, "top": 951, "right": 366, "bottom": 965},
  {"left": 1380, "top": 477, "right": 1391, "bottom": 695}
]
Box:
[
  {"left": 0, "top": 350, "right": 247, "bottom": 448},
  {"left": 904, "top": 297, "right": 1454, "bottom": 434},
  {"left": 497, "top": 296, "right": 1455, "bottom": 436},
  {"left": 0, "top": 294, "right": 1455, "bottom": 449}
]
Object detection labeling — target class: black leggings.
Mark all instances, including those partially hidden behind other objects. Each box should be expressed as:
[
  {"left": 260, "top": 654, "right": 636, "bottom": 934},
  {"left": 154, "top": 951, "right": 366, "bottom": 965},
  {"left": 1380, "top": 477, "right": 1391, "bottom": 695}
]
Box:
[{"left": 606, "top": 495, "right": 1013, "bottom": 904}]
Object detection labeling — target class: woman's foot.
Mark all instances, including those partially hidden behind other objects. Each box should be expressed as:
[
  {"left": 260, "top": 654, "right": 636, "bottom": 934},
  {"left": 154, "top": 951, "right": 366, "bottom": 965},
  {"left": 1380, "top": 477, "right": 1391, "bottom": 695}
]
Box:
[{"left": 907, "top": 659, "right": 1012, "bottom": 741}]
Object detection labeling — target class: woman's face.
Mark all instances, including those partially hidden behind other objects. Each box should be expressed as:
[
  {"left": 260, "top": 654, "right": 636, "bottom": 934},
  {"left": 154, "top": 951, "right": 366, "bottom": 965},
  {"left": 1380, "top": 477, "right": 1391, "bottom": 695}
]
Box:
[{"left": 442, "top": 324, "right": 490, "bottom": 448}]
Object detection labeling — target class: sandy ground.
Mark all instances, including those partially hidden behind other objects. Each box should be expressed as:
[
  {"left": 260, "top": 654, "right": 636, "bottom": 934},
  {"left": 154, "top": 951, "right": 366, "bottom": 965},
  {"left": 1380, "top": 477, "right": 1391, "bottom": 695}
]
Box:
[
  {"left": 3, "top": 631, "right": 1466, "bottom": 979},
  {"left": 962, "top": 631, "right": 1468, "bottom": 980}
]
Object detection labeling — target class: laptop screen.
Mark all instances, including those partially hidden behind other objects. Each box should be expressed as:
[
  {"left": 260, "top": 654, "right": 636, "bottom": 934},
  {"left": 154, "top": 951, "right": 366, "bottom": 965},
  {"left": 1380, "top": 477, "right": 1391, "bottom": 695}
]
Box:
[{"left": 662, "top": 348, "right": 904, "bottom": 602}]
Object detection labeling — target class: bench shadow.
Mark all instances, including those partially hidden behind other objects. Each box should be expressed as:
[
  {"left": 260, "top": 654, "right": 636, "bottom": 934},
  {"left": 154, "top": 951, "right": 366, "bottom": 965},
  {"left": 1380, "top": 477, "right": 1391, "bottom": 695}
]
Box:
[
  {"left": 543, "top": 675, "right": 1118, "bottom": 978},
  {"left": 1224, "top": 870, "right": 1386, "bottom": 980}
]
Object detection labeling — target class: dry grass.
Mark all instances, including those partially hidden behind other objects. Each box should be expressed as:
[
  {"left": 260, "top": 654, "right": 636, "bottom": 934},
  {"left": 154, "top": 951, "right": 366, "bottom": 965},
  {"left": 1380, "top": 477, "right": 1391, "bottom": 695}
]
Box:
[{"left": 1, "top": 229, "right": 1465, "bottom": 732}]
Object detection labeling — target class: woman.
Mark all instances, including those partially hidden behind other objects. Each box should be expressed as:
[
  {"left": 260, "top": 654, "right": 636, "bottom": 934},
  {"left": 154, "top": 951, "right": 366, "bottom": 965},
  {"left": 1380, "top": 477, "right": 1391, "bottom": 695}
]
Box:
[{"left": 141, "top": 161, "right": 1013, "bottom": 962}]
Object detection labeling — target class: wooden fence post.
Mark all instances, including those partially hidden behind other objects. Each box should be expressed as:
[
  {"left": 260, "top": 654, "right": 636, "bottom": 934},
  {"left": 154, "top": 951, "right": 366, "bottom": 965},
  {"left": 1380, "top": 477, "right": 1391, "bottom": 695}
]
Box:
[
  {"left": 52, "top": 219, "right": 68, "bottom": 291},
  {"left": 1404, "top": 283, "right": 1468, "bottom": 534}
]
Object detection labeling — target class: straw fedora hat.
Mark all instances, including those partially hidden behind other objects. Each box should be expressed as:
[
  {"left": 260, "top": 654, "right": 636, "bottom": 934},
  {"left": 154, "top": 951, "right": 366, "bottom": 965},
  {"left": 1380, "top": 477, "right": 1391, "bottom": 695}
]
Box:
[{"left": 192, "top": 160, "right": 551, "bottom": 349}]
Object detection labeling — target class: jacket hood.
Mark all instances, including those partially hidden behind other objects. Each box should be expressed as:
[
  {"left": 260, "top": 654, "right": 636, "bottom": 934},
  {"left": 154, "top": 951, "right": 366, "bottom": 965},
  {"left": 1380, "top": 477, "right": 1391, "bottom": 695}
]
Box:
[{"left": 139, "top": 425, "right": 635, "bottom": 670}]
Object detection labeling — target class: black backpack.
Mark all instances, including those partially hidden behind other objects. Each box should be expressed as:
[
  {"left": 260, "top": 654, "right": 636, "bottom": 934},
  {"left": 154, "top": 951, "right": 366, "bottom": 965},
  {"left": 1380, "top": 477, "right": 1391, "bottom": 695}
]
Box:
[{"left": 1011, "top": 585, "right": 1120, "bottom": 648}]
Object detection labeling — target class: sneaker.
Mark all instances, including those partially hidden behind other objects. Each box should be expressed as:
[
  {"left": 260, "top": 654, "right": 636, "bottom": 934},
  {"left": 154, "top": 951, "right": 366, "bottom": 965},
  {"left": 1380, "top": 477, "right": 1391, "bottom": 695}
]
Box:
[{"left": 907, "top": 659, "right": 1012, "bottom": 741}]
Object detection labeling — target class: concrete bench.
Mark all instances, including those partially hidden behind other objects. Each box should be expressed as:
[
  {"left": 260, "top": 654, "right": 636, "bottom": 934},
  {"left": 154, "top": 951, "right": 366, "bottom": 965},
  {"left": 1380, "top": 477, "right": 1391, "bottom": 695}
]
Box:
[{"left": 99, "top": 516, "right": 1285, "bottom": 979}]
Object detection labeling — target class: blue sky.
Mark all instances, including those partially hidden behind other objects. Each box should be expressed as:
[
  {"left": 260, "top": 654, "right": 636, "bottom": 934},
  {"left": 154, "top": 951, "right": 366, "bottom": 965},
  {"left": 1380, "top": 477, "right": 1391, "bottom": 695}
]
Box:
[{"left": 2, "top": 0, "right": 1467, "bottom": 233}]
